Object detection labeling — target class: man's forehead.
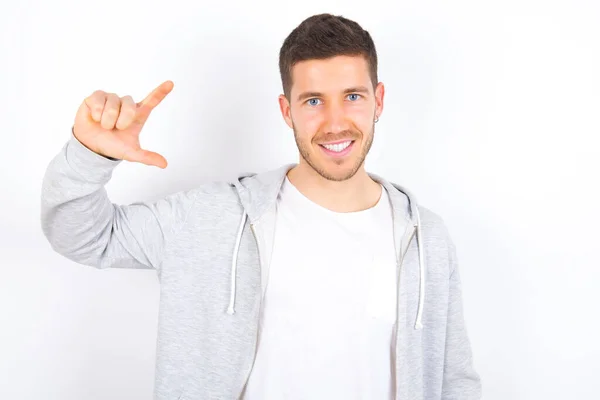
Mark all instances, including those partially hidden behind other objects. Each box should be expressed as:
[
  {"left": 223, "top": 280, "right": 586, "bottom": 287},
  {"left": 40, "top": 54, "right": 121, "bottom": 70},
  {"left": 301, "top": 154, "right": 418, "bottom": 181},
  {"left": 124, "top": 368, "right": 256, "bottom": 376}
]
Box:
[
  {"left": 290, "top": 56, "right": 372, "bottom": 97},
  {"left": 292, "top": 55, "right": 369, "bottom": 79}
]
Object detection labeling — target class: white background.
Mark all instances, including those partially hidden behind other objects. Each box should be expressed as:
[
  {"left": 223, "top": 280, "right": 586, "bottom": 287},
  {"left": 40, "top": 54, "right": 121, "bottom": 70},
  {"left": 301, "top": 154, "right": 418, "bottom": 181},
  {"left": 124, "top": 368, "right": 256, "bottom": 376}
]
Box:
[{"left": 1, "top": 0, "right": 599, "bottom": 399}]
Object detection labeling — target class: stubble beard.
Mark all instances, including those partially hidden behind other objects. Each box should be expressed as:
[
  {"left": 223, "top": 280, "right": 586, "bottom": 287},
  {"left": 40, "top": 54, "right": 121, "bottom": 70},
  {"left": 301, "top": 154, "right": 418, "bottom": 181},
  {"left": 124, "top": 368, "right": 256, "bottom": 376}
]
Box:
[{"left": 292, "top": 121, "right": 375, "bottom": 182}]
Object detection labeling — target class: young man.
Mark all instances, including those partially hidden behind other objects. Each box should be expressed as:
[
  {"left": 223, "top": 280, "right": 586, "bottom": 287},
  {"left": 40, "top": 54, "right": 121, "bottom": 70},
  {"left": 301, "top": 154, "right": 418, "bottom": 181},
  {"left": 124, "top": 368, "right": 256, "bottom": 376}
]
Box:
[{"left": 41, "top": 13, "right": 481, "bottom": 400}]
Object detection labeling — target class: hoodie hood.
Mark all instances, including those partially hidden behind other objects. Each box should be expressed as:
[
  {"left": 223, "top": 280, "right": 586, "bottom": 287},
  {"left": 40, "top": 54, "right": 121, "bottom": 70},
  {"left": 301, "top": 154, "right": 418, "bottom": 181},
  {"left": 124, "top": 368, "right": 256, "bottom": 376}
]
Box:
[{"left": 226, "top": 163, "right": 425, "bottom": 330}]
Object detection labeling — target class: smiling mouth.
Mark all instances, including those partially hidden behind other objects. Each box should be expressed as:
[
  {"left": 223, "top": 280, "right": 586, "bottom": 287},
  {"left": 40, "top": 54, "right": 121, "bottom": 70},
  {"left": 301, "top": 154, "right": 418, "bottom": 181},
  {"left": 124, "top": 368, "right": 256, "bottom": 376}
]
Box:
[{"left": 319, "top": 140, "right": 355, "bottom": 157}]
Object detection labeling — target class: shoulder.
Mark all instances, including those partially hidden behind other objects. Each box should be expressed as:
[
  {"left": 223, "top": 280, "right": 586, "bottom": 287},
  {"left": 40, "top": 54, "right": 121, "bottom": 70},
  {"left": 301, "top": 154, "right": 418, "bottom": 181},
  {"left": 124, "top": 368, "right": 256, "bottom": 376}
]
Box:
[
  {"left": 416, "top": 205, "right": 455, "bottom": 255},
  {"left": 192, "top": 179, "right": 238, "bottom": 197},
  {"left": 417, "top": 205, "right": 463, "bottom": 276},
  {"left": 159, "top": 180, "right": 239, "bottom": 208},
  {"left": 184, "top": 180, "right": 241, "bottom": 211},
  {"left": 417, "top": 205, "right": 449, "bottom": 236}
]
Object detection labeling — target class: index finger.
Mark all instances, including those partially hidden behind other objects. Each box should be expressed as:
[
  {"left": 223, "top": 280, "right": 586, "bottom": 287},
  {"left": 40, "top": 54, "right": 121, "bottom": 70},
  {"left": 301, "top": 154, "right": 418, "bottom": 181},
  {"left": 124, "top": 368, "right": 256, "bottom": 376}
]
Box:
[{"left": 137, "top": 80, "right": 174, "bottom": 115}]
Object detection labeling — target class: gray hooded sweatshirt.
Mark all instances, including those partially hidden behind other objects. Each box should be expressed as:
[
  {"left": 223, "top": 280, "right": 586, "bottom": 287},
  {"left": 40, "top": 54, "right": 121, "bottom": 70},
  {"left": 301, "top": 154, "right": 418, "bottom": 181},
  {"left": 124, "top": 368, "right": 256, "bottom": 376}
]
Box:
[{"left": 41, "top": 131, "right": 482, "bottom": 400}]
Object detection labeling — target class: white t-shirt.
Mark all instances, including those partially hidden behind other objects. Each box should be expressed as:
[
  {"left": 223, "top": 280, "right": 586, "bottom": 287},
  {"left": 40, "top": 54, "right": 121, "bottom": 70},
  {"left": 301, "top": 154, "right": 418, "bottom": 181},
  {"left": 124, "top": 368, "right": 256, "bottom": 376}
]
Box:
[{"left": 242, "top": 176, "right": 399, "bottom": 400}]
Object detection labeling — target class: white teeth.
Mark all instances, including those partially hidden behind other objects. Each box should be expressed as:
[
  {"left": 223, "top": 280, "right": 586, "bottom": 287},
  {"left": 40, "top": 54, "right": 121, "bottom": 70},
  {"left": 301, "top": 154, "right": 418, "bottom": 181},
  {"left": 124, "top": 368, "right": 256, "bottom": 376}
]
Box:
[{"left": 323, "top": 141, "right": 352, "bottom": 152}]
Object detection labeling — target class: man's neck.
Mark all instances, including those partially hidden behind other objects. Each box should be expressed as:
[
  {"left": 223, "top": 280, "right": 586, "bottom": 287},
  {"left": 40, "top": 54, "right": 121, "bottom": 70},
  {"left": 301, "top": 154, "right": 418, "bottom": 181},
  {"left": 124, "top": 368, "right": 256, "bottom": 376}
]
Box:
[{"left": 286, "top": 163, "right": 382, "bottom": 213}]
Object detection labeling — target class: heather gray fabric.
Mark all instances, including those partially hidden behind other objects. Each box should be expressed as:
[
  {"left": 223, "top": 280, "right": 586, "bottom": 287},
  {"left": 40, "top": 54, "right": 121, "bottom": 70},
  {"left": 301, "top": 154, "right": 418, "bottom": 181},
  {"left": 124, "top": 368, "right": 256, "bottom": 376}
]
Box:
[{"left": 41, "top": 131, "right": 482, "bottom": 399}]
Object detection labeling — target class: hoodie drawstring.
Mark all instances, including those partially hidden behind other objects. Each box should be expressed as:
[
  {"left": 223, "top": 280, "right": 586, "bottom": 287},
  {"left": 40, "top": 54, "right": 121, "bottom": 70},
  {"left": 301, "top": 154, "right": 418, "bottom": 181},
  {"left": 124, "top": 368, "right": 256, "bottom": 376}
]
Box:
[
  {"left": 227, "top": 210, "right": 247, "bottom": 315},
  {"left": 227, "top": 205, "right": 425, "bottom": 331}
]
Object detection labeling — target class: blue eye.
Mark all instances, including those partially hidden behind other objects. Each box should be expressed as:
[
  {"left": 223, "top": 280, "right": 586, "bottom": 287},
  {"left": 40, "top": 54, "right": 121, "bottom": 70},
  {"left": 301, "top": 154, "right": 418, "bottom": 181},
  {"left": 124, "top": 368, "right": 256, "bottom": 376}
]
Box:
[
  {"left": 347, "top": 94, "right": 361, "bottom": 101},
  {"left": 307, "top": 98, "right": 321, "bottom": 106}
]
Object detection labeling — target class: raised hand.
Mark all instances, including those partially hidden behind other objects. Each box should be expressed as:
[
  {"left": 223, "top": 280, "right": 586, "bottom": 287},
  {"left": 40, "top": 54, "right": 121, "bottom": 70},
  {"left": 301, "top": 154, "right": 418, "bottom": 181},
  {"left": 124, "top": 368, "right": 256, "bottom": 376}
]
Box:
[{"left": 73, "top": 80, "right": 174, "bottom": 168}]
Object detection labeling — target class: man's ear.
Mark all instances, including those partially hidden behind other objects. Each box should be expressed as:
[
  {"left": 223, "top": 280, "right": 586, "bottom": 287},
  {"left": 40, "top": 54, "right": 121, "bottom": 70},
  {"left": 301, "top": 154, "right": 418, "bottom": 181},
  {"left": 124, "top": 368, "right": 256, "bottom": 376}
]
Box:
[
  {"left": 374, "top": 82, "right": 385, "bottom": 120},
  {"left": 278, "top": 94, "right": 294, "bottom": 129}
]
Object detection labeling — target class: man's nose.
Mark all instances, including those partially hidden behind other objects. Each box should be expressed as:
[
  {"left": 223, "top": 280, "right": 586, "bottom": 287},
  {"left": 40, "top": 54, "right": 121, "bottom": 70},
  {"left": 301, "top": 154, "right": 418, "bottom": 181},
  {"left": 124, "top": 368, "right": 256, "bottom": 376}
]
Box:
[{"left": 323, "top": 102, "right": 350, "bottom": 133}]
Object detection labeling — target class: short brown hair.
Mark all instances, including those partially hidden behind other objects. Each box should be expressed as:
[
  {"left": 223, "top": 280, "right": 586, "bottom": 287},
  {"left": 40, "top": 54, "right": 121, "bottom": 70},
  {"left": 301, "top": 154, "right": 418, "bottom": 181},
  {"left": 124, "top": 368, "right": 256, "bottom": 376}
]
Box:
[{"left": 278, "top": 13, "right": 379, "bottom": 100}]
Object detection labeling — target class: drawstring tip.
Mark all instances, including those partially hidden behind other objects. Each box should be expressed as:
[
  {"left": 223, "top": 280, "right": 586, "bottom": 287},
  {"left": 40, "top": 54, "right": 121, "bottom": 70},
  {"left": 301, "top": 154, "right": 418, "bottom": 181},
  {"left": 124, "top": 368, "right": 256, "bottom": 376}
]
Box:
[
  {"left": 227, "top": 306, "right": 235, "bottom": 315},
  {"left": 415, "top": 321, "right": 423, "bottom": 330}
]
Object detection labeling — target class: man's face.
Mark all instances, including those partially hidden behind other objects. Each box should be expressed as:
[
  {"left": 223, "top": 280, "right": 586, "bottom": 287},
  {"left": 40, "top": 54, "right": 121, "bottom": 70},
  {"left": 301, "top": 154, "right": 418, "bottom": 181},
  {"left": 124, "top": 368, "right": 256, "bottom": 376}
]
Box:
[{"left": 279, "top": 55, "right": 384, "bottom": 182}]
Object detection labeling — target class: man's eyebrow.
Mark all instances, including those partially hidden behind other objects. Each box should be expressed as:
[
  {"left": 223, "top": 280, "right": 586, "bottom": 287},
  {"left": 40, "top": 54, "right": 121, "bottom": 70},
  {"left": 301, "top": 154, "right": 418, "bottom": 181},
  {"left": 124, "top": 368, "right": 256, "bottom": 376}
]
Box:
[
  {"left": 296, "top": 91, "right": 322, "bottom": 102},
  {"left": 296, "top": 86, "right": 371, "bottom": 102},
  {"left": 343, "top": 86, "right": 371, "bottom": 95}
]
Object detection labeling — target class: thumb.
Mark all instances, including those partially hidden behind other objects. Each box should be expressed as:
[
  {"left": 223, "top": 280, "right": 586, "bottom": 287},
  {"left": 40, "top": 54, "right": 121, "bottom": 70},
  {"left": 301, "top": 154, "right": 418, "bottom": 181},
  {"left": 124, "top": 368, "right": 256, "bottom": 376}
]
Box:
[{"left": 127, "top": 148, "right": 168, "bottom": 169}]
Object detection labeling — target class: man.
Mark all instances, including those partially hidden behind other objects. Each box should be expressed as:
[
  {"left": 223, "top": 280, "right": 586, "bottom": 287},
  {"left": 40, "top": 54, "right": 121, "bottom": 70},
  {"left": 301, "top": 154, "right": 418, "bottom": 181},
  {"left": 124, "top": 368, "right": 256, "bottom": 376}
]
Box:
[{"left": 41, "top": 13, "right": 481, "bottom": 400}]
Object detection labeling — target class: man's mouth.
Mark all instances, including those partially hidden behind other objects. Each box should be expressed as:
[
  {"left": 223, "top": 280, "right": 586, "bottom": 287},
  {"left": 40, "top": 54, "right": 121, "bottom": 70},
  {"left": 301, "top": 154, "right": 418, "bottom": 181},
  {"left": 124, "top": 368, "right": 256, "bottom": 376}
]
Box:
[{"left": 318, "top": 140, "right": 355, "bottom": 157}]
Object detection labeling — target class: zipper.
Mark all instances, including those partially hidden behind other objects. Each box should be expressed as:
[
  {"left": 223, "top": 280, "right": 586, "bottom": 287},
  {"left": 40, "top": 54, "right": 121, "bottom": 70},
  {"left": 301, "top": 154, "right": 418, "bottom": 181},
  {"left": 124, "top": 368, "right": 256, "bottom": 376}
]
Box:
[
  {"left": 236, "top": 222, "right": 263, "bottom": 399},
  {"left": 394, "top": 224, "right": 417, "bottom": 400}
]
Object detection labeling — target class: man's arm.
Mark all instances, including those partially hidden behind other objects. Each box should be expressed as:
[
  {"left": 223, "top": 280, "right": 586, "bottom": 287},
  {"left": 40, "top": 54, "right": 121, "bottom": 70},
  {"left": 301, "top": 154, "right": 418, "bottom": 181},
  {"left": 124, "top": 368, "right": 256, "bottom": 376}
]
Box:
[
  {"left": 40, "top": 130, "right": 197, "bottom": 271},
  {"left": 441, "top": 231, "right": 482, "bottom": 399}
]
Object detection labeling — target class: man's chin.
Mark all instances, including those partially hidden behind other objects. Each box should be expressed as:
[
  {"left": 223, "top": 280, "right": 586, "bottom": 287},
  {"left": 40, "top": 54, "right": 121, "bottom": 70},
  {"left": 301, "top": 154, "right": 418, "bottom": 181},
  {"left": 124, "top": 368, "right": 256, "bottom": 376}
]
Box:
[{"left": 310, "top": 159, "right": 362, "bottom": 182}]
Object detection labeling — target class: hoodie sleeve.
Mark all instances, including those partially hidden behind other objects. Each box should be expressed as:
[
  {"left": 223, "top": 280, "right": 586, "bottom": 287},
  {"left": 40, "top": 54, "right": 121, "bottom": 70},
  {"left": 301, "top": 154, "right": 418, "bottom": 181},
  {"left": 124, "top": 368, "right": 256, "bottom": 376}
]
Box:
[
  {"left": 40, "top": 129, "right": 197, "bottom": 271},
  {"left": 441, "top": 231, "right": 483, "bottom": 399}
]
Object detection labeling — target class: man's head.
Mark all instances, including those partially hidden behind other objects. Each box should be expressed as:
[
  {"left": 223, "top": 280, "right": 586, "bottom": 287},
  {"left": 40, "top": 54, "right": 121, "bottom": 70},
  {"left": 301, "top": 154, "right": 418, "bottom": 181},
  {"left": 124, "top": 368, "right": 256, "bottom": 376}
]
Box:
[{"left": 278, "top": 13, "right": 384, "bottom": 182}]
